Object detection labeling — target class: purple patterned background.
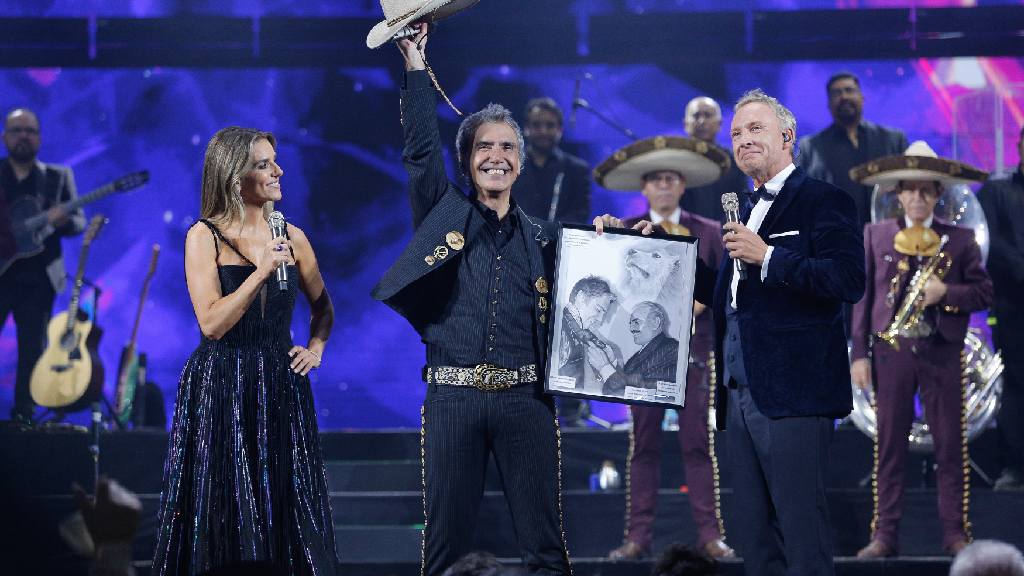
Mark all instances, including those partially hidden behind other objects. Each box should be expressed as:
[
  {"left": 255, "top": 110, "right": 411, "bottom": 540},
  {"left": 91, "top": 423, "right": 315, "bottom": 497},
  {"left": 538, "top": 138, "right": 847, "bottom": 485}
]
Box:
[{"left": 1, "top": 0, "right": 1022, "bottom": 428}]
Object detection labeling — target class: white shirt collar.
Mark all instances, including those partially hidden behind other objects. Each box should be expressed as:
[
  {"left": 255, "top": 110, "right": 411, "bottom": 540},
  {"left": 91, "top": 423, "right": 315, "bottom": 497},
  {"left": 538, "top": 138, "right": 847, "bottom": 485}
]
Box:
[
  {"left": 763, "top": 163, "right": 796, "bottom": 195},
  {"left": 904, "top": 214, "right": 934, "bottom": 229},
  {"left": 650, "top": 207, "right": 681, "bottom": 225}
]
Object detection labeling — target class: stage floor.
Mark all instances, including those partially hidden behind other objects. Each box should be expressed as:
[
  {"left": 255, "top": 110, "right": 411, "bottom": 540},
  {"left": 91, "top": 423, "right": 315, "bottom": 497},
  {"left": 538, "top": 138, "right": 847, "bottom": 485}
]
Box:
[{"left": 2, "top": 425, "right": 1021, "bottom": 575}]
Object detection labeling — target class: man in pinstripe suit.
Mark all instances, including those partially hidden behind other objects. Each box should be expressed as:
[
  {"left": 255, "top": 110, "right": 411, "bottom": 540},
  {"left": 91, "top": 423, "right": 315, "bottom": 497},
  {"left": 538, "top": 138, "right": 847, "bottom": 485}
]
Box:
[{"left": 373, "top": 25, "right": 642, "bottom": 575}]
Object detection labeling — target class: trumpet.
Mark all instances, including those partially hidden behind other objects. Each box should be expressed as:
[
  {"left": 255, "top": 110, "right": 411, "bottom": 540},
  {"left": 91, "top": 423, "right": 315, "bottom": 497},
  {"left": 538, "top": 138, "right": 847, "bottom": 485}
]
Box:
[{"left": 875, "top": 234, "right": 951, "bottom": 350}]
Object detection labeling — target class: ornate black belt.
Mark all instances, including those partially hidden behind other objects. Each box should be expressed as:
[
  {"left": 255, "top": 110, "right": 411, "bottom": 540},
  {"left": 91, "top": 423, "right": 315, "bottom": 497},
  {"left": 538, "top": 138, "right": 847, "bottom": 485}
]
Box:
[{"left": 423, "top": 363, "right": 538, "bottom": 391}]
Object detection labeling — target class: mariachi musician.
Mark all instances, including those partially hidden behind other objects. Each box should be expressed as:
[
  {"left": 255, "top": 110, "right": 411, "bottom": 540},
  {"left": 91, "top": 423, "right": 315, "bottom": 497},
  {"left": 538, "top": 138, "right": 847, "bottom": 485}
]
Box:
[
  {"left": 849, "top": 141, "right": 992, "bottom": 557},
  {"left": 1, "top": 108, "right": 84, "bottom": 423},
  {"left": 593, "top": 135, "right": 734, "bottom": 560}
]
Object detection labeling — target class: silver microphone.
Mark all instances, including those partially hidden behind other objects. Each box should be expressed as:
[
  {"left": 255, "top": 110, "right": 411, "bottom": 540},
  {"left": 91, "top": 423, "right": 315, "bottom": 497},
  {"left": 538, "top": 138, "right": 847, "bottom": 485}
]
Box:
[
  {"left": 268, "top": 211, "right": 289, "bottom": 291},
  {"left": 721, "top": 193, "right": 747, "bottom": 280}
]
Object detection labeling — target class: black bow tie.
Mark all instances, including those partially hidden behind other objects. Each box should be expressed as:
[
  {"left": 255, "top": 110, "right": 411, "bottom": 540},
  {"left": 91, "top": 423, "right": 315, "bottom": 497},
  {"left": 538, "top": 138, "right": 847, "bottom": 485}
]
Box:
[{"left": 747, "top": 186, "right": 776, "bottom": 203}]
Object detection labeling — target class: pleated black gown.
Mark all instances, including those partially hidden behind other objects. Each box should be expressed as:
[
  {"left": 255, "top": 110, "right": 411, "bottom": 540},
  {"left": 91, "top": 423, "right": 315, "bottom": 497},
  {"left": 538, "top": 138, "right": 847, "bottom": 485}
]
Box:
[{"left": 153, "top": 224, "right": 338, "bottom": 576}]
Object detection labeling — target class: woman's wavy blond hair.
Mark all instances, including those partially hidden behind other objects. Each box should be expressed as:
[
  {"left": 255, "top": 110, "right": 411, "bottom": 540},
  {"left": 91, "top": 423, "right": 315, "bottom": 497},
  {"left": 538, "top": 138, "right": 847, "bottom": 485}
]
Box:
[{"left": 200, "top": 126, "right": 276, "bottom": 229}]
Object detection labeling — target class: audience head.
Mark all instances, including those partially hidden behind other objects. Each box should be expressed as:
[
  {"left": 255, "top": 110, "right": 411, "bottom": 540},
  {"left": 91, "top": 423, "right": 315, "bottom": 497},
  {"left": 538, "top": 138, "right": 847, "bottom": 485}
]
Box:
[
  {"left": 949, "top": 540, "right": 1024, "bottom": 576},
  {"left": 652, "top": 543, "right": 719, "bottom": 576},
  {"left": 442, "top": 550, "right": 505, "bottom": 576}
]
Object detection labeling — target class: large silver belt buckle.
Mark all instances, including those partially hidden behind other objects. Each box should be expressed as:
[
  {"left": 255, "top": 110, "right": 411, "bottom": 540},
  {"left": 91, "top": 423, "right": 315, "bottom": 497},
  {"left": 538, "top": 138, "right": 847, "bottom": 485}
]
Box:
[{"left": 474, "top": 363, "right": 511, "bottom": 391}]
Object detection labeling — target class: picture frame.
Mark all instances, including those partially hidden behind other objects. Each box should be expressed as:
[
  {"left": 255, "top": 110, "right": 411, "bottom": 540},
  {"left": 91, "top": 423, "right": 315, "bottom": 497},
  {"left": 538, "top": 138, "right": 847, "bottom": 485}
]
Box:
[{"left": 544, "top": 223, "right": 698, "bottom": 409}]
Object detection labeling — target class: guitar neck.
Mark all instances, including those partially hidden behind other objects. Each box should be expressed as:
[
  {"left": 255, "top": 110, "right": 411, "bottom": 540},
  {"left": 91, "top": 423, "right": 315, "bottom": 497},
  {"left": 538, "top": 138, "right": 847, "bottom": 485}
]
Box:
[
  {"left": 23, "top": 183, "right": 118, "bottom": 229},
  {"left": 64, "top": 244, "right": 92, "bottom": 332},
  {"left": 127, "top": 246, "right": 160, "bottom": 347},
  {"left": 64, "top": 215, "right": 106, "bottom": 332},
  {"left": 128, "top": 276, "right": 153, "bottom": 345}
]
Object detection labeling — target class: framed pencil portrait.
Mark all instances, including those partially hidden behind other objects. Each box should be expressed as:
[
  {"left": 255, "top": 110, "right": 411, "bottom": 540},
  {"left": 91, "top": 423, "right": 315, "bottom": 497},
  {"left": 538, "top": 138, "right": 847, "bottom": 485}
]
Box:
[{"left": 544, "top": 224, "right": 698, "bottom": 409}]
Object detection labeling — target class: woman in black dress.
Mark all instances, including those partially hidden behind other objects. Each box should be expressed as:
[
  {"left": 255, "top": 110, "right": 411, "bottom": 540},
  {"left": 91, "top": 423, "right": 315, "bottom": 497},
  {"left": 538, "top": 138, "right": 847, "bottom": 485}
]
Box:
[{"left": 153, "top": 127, "right": 337, "bottom": 575}]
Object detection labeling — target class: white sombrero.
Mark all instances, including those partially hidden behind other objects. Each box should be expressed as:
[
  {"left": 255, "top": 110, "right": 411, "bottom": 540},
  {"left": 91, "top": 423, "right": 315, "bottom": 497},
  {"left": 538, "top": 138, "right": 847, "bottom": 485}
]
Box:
[
  {"left": 850, "top": 140, "right": 987, "bottom": 187},
  {"left": 367, "top": 0, "right": 480, "bottom": 49},
  {"left": 593, "top": 135, "right": 731, "bottom": 191}
]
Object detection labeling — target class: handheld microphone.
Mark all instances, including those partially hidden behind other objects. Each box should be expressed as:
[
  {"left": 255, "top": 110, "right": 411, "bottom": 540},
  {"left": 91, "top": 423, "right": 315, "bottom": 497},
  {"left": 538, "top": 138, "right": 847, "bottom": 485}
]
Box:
[
  {"left": 570, "top": 78, "right": 581, "bottom": 128},
  {"left": 721, "top": 193, "right": 747, "bottom": 280},
  {"left": 564, "top": 311, "right": 607, "bottom": 350},
  {"left": 268, "top": 211, "right": 289, "bottom": 292}
]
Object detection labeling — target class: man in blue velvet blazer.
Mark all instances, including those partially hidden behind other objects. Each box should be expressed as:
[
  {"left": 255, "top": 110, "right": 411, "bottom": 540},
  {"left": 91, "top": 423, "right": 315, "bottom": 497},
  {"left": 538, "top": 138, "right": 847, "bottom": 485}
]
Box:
[{"left": 692, "top": 89, "right": 865, "bottom": 575}]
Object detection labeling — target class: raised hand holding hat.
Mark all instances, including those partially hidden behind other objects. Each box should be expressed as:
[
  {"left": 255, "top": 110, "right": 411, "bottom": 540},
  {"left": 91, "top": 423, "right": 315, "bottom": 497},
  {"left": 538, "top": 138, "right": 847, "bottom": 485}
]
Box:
[{"left": 366, "top": 0, "right": 479, "bottom": 48}]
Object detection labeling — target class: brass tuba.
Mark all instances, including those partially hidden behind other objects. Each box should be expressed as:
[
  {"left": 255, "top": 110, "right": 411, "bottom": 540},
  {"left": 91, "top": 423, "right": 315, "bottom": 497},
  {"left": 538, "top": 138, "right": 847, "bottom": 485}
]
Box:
[{"left": 849, "top": 183, "right": 1003, "bottom": 452}]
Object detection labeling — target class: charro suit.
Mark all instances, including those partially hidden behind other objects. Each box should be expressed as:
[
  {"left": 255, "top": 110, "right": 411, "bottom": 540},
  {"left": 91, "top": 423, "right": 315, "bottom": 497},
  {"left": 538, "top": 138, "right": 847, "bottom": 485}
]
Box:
[
  {"left": 851, "top": 218, "right": 992, "bottom": 551},
  {"left": 0, "top": 159, "right": 84, "bottom": 419},
  {"left": 617, "top": 211, "right": 726, "bottom": 551},
  {"left": 372, "top": 71, "right": 569, "bottom": 576},
  {"left": 693, "top": 166, "right": 865, "bottom": 575}
]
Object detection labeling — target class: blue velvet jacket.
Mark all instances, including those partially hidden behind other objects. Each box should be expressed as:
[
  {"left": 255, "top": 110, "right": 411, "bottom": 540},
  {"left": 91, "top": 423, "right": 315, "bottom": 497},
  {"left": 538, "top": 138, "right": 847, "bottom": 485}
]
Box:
[{"left": 693, "top": 166, "right": 865, "bottom": 429}]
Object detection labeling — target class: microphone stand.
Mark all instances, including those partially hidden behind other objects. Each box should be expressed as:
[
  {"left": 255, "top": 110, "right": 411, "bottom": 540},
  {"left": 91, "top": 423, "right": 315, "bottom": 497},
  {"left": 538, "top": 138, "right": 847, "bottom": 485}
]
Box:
[{"left": 572, "top": 98, "right": 638, "bottom": 142}]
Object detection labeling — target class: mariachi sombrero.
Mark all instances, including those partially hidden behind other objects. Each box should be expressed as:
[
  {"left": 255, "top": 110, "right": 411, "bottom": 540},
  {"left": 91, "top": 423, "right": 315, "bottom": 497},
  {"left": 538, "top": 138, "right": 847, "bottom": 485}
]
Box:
[
  {"left": 849, "top": 140, "right": 987, "bottom": 187},
  {"left": 593, "top": 135, "right": 731, "bottom": 191},
  {"left": 367, "top": 0, "right": 480, "bottom": 49}
]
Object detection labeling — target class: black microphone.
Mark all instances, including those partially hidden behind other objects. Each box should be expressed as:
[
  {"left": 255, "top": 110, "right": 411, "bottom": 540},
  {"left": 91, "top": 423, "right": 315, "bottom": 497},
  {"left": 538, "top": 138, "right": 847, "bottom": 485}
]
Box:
[
  {"left": 268, "top": 211, "right": 289, "bottom": 291},
  {"left": 570, "top": 78, "right": 581, "bottom": 128},
  {"left": 563, "top": 311, "right": 607, "bottom": 350},
  {"left": 721, "top": 193, "right": 747, "bottom": 280}
]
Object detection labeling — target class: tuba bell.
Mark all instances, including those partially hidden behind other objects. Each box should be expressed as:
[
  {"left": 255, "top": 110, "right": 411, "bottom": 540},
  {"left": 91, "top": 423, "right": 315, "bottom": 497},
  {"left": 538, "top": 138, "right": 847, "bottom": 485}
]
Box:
[{"left": 849, "top": 183, "right": 1004, "bottom": 452}]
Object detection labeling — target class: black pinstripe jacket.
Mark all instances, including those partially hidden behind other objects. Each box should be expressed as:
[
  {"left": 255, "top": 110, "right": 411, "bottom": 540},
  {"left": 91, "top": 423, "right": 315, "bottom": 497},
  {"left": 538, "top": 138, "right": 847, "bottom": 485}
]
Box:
[{"left": 372, "top": 71, "right": 560, "bottom": 373}]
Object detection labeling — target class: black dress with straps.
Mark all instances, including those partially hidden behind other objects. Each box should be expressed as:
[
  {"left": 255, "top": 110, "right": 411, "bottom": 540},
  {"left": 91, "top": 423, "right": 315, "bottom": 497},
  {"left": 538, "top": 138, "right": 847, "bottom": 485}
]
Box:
[{"left": 152, "top": 219, "right": 338, "bottom": 575}]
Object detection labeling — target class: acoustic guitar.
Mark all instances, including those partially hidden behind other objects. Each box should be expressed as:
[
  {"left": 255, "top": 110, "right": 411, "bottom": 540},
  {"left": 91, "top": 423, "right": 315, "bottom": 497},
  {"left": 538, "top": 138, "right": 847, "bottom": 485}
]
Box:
[
  {"left": 114, "top": 244, "right": 160, "bottom": 427},
  {"left": 29, "top": 215, "right": 107, "bottom": 411},
  {"left": 0, "top": 170, "right": 148, "bottom": 277}
]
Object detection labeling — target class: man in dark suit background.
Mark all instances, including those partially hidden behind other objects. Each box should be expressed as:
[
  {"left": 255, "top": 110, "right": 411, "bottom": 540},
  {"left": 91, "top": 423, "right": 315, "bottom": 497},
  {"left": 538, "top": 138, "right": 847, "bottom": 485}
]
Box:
[
  {"left": 978, "top": 126, "right": 1024, "bottom": 491},
  {"left": 798, "top": 72, "right": 908, "bottom": 229},
  {"left": 512, "top": 97, "right": 591, "bottom": 223},
  {"left": 513, "top": 97, "right": 593, "bottom": 425},
  {"left": 695, "top": 89, "right": 865, "bottom": 575},
  {"left": 0, "top": 107, "right": 84, "bottom": 423},
  {"left": 679, "top": 96, "right": 749, "bottom": 223}
]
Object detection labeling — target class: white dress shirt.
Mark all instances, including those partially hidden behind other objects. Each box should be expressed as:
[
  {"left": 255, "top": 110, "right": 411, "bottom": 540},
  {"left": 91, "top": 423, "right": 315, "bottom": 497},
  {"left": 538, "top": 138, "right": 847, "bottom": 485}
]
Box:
[
  {"left": 905, "top": 215, "right": 934, "bottom": 229},
  {"left": 731, "top": 163, "right": 796, "bottom": 309},
  {"left": 650, "top": 207, "right": 681, "bottom": 226}
]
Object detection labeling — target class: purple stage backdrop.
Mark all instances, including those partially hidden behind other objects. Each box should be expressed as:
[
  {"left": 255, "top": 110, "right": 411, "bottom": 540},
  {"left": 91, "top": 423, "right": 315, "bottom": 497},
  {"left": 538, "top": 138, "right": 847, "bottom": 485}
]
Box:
[{"left": 2, "top": 1, "right": 1023, "bottom": 429}]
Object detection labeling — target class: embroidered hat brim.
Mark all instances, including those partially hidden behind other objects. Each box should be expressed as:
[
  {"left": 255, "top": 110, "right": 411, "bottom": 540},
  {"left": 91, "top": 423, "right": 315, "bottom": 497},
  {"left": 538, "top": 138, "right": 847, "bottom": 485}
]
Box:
[
  {"left": 850, "top": 141, "right": 987, "bottom": 187},
  {"left": 850, "top": 155, "right": 988, "bottom": 186},
  {"left": 594, "top": 135, "right": 731, "bottom": 191}
]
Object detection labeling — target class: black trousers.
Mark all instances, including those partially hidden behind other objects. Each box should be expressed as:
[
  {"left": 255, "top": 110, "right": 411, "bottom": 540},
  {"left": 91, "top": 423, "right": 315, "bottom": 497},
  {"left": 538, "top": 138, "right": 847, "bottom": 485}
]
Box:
[
  {"left": 994, "top": 311, "right": 1024, "bottom": 473},
  {"left": 723, "top": 311, "right": 835, "bottom": 576},
  {"left": 421, "top": 383, "right": 571, "bottom": 576},
  {"left": 0, "top": 264, "right": 56, "bottom": 419}
]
